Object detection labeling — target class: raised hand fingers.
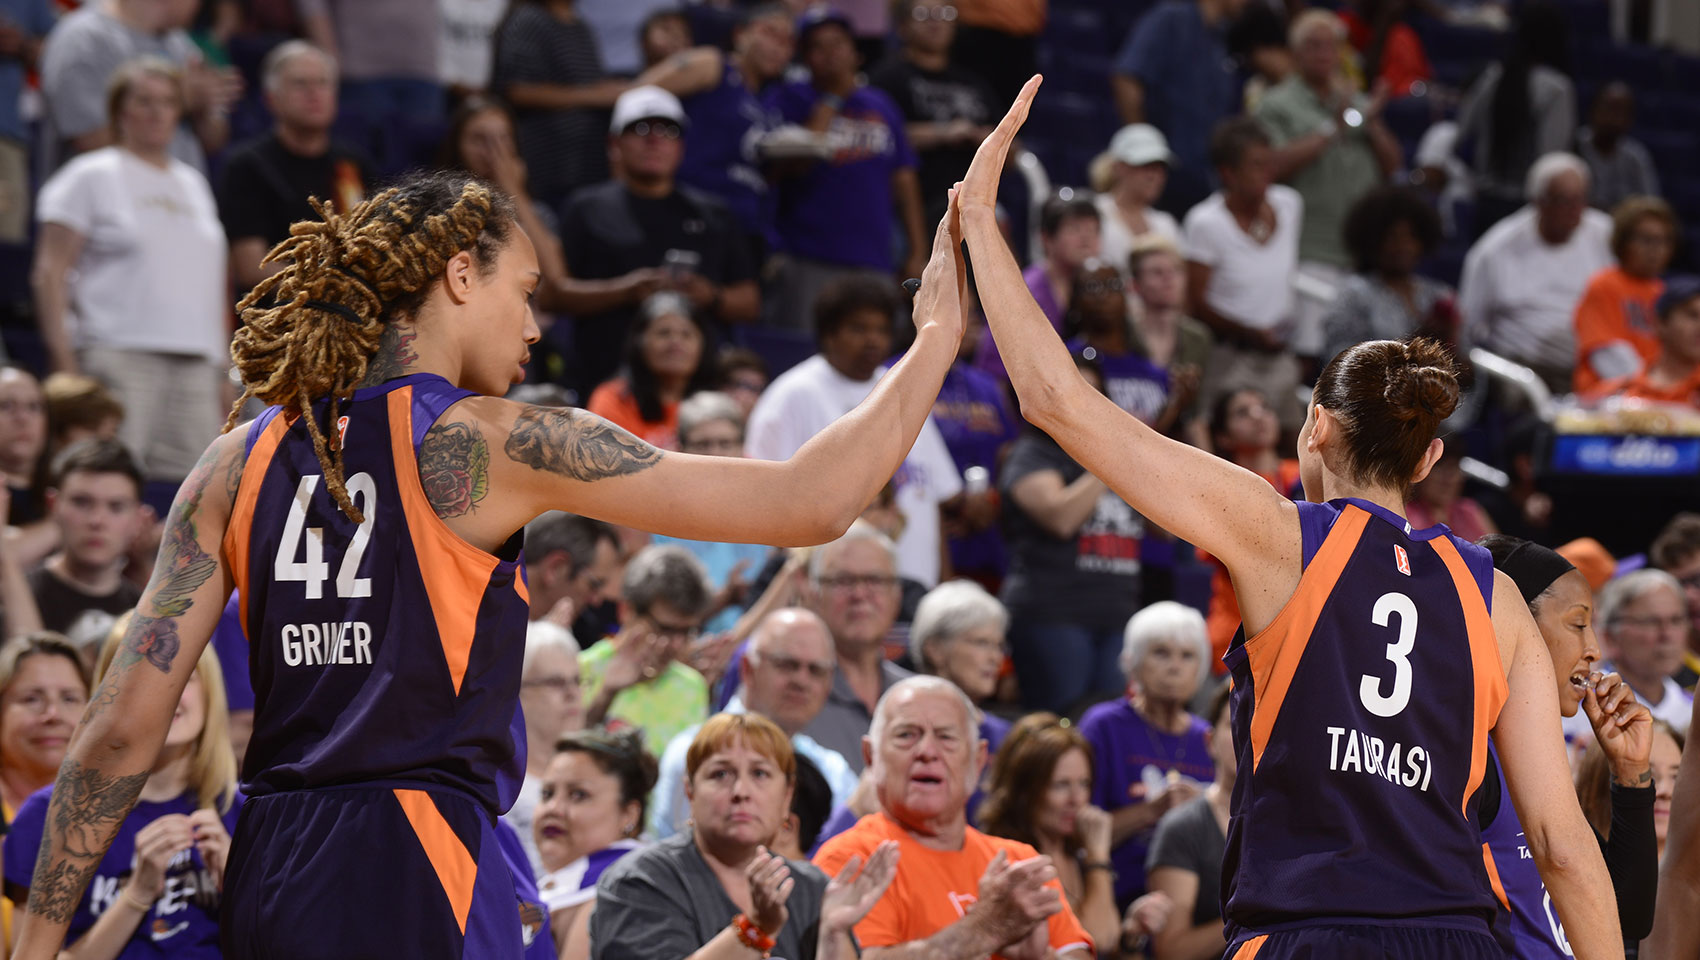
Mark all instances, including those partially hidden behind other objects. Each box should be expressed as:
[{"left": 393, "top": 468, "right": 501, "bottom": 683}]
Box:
[{"left": 961, "top": 75, "right": 1042, "bottom": 204}]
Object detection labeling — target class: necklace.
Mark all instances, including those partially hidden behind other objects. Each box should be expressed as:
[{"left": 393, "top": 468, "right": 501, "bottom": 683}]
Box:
[
  {"left": 1247, "top": 216, "right": 1272, "bottom": 243},
  {"left": 1132, "top": 698, "right": 1192, "bottom": 771}
]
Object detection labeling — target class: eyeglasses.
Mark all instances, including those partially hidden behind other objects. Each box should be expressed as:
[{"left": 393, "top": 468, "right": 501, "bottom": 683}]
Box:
[
  {"left": 522, "top": 675, "right": 581, "bottom": 695},
  {"left": 6, "top": 691, "right": 88, "bottom": 715},
  {"left": 912, "top": 4, "right": 957, "bottom": 21},
  {"left": 817, "top": 574, "right": 899, "bottom": 593},
  {"left": 642, "top": 617, "right": 701, "bottom": 643},
  {"left": 753, "top": 653, "right": 835, "bottom": 680},
  {"left": 625, "top": 120, "right": 682, "bottom": 140},
  {"left": 1078, "top": 279, "right": 1125, "bottom": 297},
  {"left": 1612, "top": 614, "right": 1691, "bottom": 632},
  {"left": 683, "top": 437, "right": 744, "bottom": 454}
]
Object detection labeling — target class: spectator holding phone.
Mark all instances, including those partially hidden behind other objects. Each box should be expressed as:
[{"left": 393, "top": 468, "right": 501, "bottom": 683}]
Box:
[{"left": 556, "top": 86, "right": 760, "bottom": 396}]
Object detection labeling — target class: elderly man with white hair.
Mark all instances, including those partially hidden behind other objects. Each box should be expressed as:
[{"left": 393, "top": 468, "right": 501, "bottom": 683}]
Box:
[
  {"left": 813, "top": 676, "right": 1096, "bottom": 959},
  {"left": 1564, "top": 569, "right": 1694, "bottom": 745},
  {"left": 1078, "top": 601, "right": 1216, "bottom": 906},
  {"left": 909, "top": 579, "right": 1013, "bottom": 768},
  {"left": 504, "top": 619, "right": 586, "bottom": 876},
  {"left": 803, "top": 521, "right": 915, "bottom": 773},
  {"left": 1459, "top": 151, "right": 1613, "bottom": 391}
]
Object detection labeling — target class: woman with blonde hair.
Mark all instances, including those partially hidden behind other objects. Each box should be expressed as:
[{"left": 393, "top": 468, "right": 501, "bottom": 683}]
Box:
[{"left": 4, "top": 619, "right": 237, "bottom": 960}]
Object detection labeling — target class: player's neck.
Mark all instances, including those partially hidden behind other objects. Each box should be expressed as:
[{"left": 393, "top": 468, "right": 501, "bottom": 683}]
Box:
[
  {"left": 1319, "top": 474, "right": 1406, "bottom": 519},
  {"left": 359, "top": 319, "right": 431, "bottom": 388},
  {"left": 141, "top": 740, "right": 195, "bottom": 802}
]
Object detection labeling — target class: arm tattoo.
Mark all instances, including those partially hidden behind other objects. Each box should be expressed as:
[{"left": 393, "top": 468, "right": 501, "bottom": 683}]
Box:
[
  {"left": 112, "top": 443, "right": 221, "bottom": 676},
  {"left": 359, "top": 324, "right": 419, "bottom": 387},
  {"left": 26, "top": 760, "right": 149, "bottom": 923},
  {"left": 419, "top": 420, "right": 490, "bottom": 519},
  {"left": 505, "top": 407, "right": 662, "bottom": 482}
]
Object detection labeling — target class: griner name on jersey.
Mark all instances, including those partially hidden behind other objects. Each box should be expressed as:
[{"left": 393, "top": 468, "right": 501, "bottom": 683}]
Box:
[{"left": 280, "top": 620, "right": 374, "bottom": 667}]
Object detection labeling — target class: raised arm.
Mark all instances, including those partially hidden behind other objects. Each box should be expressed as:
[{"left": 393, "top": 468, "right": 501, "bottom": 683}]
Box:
[
  {"left": 1490, "top": 571, "right": 1623, "bottom": 960},
  {"left": 458, "top": 201, "right": 968, "bottom": 548},
  {"left": 1645, "top": 694, "right": 1700, "bottom": 958},
  {"left": 959, "top": 77, "right": 1297, "bottom": 579},
  {"left": 11, "top": 432, "right": 243, "bottom": 960}
]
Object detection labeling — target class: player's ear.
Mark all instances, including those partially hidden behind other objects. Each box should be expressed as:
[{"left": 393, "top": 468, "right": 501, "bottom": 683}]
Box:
[{"left": 1407, "top": 437, "right": 1446, "bottom": 485}]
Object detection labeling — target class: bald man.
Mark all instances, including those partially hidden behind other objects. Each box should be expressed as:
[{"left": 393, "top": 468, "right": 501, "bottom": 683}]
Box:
[{"left": 648, "top": 607, "right": 860, "bottom": 838}]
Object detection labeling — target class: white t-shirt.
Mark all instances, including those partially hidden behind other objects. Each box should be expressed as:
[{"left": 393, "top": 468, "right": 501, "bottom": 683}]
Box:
[
  {"left": 1094, "top": 191, "right": 1181, "bottom": 276},
  {"left": 37, "top": 148, "right": 229, "bottom": 362},
  {"left": 1182, "top": 185, "right": 1304, "bottom": 334},
  {"left": 1458, "top": 205, "right": 1613, "bottom": 374},
  {"left": 745, "top": 354, "right": 963, "bottom": 587},
  {"left": 438, "top": 0, "right": 509, "bottom": 89}
]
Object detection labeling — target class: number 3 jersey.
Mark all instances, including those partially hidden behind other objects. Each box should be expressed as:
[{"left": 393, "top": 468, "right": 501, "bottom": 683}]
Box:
[
  {"left": 1221, "top": 498, "right": 1508, "bottom": 938},
  {"left": 223, "top": 374, "right": 530, "bottom": 817}
]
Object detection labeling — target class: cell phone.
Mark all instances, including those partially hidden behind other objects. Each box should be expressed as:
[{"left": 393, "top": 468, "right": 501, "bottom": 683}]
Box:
[{"left": 663, "top": 249, "right": 702, "bottom": 280}]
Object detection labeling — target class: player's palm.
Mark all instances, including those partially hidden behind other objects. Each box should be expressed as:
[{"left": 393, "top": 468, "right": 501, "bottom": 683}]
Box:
[{"left": 958, "top": 75, "right": 1042, "bottom": 211}]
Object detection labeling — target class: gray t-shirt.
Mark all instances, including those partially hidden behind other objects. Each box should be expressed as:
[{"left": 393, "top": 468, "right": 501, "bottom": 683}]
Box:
[
  {"left": 295, "top": 0, "right": 440, "bottom": 81},
  {"left": 1145, "top": 794, "right": 1226, "bottom": 930},
  {"left": 590, "top": 832, "right": 830, "bottom": 960},
  {"left": 39, "top": 4, "right": 203, "bottom": 173}
]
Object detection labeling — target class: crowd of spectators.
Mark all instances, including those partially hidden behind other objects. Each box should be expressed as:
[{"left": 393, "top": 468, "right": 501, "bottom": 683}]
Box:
[{"left": 0, "top": 0, "right": 1697, "bottom": 958}]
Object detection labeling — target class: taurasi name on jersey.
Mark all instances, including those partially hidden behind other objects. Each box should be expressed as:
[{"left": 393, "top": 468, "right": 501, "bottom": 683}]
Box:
[
  {"left": 279, "top": 620, "right": 375, "bottom": 667},
  {"left": 1326, "top": 724, "right": 1434, "bottom": 792}
]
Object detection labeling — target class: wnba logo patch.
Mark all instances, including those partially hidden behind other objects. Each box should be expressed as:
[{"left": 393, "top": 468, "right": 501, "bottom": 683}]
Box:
[
  {"left": 1393, "top": 545, "right": 1411, "bottom": 576},
  {"left": 336, "top": 416, "right": 350, "bottom": 447}
]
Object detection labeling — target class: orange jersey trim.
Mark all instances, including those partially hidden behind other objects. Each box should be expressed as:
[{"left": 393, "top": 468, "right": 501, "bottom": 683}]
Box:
[
  {"left": 222, "top": 412, "right": 293, "bottom": 635},
  {"left": 1243, "top": 505, "right": 1372, "bottom": 772},
  {"left": 1431, "top": 536, "right": 1509, "bottom": 818},
  {"left": 393, "top": 788, "right": 477, "bottom": 934},
  {"left": 1481, "top": 842, "right": 1512, "bottom": 913},
  {"left": 1232, "top": 934, "right": 1270, "bottom": 958},
  {"left": 388, "top": 389, "right": 499, "bottom": 696}
]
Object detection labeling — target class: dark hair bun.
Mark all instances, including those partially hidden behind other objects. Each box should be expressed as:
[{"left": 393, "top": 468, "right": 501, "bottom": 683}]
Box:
[{"left": 1382, "top": 340, "right": 1459, "bottom": 425}]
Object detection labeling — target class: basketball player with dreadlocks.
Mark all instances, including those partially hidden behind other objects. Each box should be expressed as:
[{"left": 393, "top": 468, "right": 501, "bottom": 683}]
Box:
[{"left": 11, "top": 85, "right": 1032, "bottom": 959}]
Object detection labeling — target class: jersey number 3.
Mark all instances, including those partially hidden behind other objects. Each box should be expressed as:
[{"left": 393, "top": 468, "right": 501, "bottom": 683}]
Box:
[
  {"left": 1360, "top": 592, "right": 1417, "bottom": 718},
  {"left": 275, "top": 473, "right": 377, "bottom": 599}
]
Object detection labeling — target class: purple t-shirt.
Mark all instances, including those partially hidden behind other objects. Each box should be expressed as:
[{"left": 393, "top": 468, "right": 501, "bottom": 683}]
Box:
[
  {"left": 210, "top": 594, "right": 255, "bottom": 713},
  {"left": 766, "top": 81, "right": 917, "bottom": 270},
  {"left": 1079, "top": 699, "right": 1214, "bottom": 902},
  {"left": 4, "top": 787, "right": 242, "bottom": 959},
  {"left": 932, "top": 361, "right": 1019, "bottom": 576},
  {"left": 1066, "top": 337, "right": 1171, "bottom": 426},
  {"left": 975, "top": 262, "right": 1064, "bottom": 379},
  {"left": 678, "top": 58, "right": 776, "bottom": 245}
]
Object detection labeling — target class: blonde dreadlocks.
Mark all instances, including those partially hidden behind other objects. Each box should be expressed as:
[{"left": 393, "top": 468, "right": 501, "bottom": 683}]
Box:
[{"left": 227, "top": 172, "right": 517, "bottom": 522}]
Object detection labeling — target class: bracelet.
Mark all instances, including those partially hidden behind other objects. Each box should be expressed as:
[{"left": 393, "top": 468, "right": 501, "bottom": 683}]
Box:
[
  {"left": 732, "top": 913, "right": 776, "bottom": 957},
  {"left": 1083, "top": 860, "right": 1115, "bottom": 874},
  {"left": 123, "top": 888, "right": 154, "bottom": 913}
]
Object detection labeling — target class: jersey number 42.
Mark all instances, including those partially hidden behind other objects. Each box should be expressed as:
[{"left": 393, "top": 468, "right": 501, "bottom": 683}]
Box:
[{"left": 275, "top": 473, "right": 377, "bottom": 599}]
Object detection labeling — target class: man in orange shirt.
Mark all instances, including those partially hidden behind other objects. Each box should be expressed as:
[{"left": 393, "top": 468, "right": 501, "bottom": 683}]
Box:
[
  {"left": 1588, "top": 275, "right": 1700, "bottom": 408},
  {"left": 813, "top": 676, "right": 1094, "bottom": 959}
]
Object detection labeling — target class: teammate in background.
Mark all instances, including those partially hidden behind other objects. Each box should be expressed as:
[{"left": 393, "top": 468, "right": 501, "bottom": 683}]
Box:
[
  {"left": 964, "top": 76, "right": 1621, "bottom": 960},
  {"left": 14, "top": 161, "right": 974, "bottom": 960},
  {"left": 1477, "top": 536, "right": 1656, "bottom": 958}
]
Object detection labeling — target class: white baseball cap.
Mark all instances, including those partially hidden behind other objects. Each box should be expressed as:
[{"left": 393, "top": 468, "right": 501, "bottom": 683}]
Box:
[
  {"left": 609, "top": 85, "right": 688, "bottom": 134},
  {"left": 1109, "top": 124, "right": 1174, "bottom": 167}
]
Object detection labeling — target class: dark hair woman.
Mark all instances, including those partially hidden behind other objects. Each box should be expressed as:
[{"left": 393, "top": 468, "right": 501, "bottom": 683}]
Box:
[{"left": 963, "top": 77, "right": 1620, "bottom": 959}]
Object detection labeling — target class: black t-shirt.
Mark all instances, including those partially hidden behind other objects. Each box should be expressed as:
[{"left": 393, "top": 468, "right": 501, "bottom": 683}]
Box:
[
  {"left": 1145, "top": 794, "right": 1226, "bottom": 929},
  {"left": 998, "top": 428, "right": 1143, "bottom": 627},
  {"left": 217, "top": 132, "right": 373, "bottom": 250},
  {"left": 866, "top": 57, "right": 997, "bottom": 207},
  {"left": 559, "top": 181, "right": 755, "bottom": 391},
  {"left": 26, "top": 566, "right": 141, "bottom": 640}
]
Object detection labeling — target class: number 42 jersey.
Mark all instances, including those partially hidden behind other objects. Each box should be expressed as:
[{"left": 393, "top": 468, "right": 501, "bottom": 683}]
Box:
[
  {"left": 1221, "top": 498, "right": 1508, "bottom": 938},
  {"left": 223, "top": 375, "right": 530, "bottom": 817}
]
